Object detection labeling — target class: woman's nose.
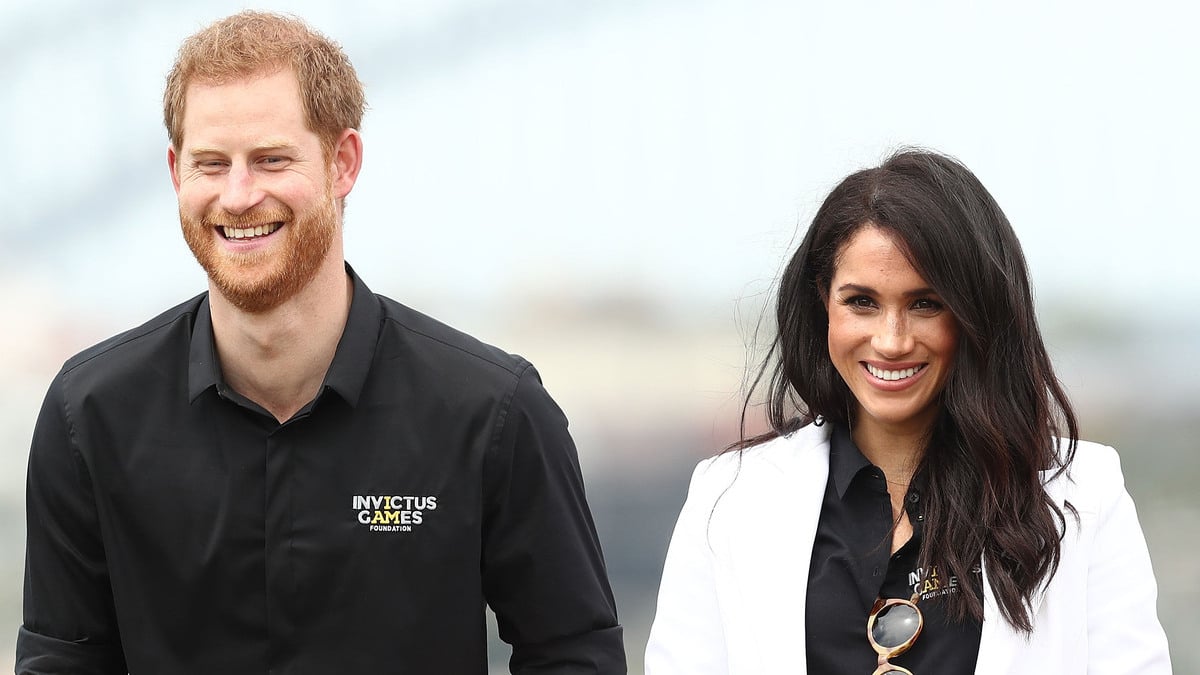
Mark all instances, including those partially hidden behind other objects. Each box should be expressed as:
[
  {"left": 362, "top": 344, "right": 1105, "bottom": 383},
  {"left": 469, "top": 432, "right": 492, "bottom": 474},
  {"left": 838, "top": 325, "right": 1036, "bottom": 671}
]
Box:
[{"left": 871, "top": 312, "right": 915, "bottom": 357}]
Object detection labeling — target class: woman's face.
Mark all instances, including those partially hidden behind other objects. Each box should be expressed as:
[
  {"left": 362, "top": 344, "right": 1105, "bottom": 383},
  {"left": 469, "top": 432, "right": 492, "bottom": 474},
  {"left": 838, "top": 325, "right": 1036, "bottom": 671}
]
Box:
[{"left": 824, "top": 225, "right": 959, "bottom": 439}]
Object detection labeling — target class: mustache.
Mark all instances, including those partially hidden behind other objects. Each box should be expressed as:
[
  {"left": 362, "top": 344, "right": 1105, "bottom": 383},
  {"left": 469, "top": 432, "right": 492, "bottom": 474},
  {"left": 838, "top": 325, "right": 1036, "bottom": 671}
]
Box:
[{"left": 200, "top": 206, "right": 293, "bottom": 228}]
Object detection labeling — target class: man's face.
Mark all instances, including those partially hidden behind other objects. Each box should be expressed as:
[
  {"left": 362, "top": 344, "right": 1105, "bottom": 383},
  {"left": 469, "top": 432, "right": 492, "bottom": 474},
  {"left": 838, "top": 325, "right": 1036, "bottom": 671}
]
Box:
[{"left": 170, "top": 69, "right": 338, "bottom": 313}]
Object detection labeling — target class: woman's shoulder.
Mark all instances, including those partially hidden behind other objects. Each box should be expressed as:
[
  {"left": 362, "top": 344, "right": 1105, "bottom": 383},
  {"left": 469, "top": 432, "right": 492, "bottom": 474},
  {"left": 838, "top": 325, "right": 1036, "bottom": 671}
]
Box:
[
  {"left": 1049, "top": 438, "right": 1131, "bottom": 511},
  {"left": 1060, "top": 438, "right": 1124, "bottom": 480},
  {"left": 689, "top": 422, "right": 831, "bottom": 489},
  {"left": 1065, "top": 438, "right": 1122, "bottom": 471}
]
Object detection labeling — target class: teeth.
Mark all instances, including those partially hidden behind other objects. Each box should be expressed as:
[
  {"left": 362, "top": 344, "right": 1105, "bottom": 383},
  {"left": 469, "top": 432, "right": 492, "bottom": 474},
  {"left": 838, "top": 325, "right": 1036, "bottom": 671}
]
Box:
[
  {"left": 222, "top": 222, "right": 280, "bottom": 240},
  {"left": 866, "top": 364, "right": 923, "bottom": 381}
]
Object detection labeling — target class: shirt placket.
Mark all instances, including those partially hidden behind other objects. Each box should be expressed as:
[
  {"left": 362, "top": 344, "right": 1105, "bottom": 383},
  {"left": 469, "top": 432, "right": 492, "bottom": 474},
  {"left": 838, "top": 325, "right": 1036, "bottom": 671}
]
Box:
[{"left": 265, "top": 420, "right": 298, "bottom": 672}]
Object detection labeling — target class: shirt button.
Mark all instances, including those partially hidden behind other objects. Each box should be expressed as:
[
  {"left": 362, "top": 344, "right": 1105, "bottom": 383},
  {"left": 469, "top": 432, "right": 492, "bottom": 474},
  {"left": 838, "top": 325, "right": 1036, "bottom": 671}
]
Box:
[
  {"left": 908, "top": 492, "right": 920, "bottom": 503},
  {"left": 917, "top": 514, "right": 925, "bottom": 521},
  {"left": 872, "top": 566, "right": 880, "bottom": 577}
]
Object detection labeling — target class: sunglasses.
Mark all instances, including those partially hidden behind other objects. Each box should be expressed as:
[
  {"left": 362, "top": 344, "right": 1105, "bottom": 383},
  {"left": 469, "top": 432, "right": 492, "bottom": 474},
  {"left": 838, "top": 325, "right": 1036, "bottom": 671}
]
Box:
[{"left": 866, "top": 593, "right": 924, "bottom": 675}]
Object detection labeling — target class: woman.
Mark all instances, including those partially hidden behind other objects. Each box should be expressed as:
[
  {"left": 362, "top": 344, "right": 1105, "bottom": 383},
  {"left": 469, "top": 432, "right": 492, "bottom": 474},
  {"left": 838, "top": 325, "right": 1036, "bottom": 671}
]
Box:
[{"left": 645, "top": 150, "right": 1171, "bottom": 674}]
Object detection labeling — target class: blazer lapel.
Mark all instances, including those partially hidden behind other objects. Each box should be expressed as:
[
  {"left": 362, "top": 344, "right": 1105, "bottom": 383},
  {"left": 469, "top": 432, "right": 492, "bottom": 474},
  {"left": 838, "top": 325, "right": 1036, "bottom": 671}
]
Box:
[
  {"left": 975, "top": 461, "right": 1069, "bottom": 674},
  {"left": 976, "top": 561, "right": 1021, "bottom": 675},
  {"left": 724, "top": 425, "right": 831, "bottom": 672}
]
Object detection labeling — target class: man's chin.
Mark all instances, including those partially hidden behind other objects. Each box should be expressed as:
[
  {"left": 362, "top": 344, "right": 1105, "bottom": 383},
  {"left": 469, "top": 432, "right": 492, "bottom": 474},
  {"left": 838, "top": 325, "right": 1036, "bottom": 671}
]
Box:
[
  {"left": 207, "top": 267, "right": 291, "bottom": 314},
  {"left": 214, "top": 285, "right": 289, "bottom": 314}
]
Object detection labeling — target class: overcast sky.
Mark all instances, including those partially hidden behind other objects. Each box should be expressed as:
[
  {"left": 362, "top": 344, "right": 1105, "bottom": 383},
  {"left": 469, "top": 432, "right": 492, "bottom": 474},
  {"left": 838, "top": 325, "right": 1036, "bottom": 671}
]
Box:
[{"left": 3, "top": 0, "right": 1198, "bottom": 330}]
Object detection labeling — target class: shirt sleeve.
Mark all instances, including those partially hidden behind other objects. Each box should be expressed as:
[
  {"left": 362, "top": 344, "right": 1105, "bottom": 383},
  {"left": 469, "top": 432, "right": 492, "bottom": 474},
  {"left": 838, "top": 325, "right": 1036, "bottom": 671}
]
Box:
[
  {"left": 1084, "top": 445, "right": 1172, "bottom": 675},
  {"left": 643, "top": 459, "right": 729, "bottom": 675},
  {"left": 16, "top": 374, "right": 128, "bottom": 675},
  {"left": 481, "top": 364, "right": 626, "bottom": 674}
]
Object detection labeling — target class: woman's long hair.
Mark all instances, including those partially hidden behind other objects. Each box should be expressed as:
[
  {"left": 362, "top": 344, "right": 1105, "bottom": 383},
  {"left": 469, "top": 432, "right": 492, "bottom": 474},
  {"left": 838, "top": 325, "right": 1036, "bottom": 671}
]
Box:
[{"left": 738, "top": 149, "right": 1078, "bottom": 631}]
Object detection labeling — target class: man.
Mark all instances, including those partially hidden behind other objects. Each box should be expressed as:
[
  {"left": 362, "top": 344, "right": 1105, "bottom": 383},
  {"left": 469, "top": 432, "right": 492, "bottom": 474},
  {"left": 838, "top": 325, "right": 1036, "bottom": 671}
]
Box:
[{"left": 17, "top": 11, "right": 625, "bottom": 674}]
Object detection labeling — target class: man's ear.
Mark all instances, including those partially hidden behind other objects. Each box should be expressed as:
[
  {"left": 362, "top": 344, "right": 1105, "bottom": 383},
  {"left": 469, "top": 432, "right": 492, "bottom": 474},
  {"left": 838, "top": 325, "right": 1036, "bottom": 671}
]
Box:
[
  {"left": 167, "top": 145, "right": 182, "bottom": 194},
  {"left": 329, "top": 129, "right": 363, "bottom": 200}
]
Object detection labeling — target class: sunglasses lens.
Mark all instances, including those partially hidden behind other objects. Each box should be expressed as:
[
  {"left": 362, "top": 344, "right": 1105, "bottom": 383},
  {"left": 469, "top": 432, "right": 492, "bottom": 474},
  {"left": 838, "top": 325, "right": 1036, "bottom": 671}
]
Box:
[{"left": 871, "top": 603, "right": 920, "bottom": 649}]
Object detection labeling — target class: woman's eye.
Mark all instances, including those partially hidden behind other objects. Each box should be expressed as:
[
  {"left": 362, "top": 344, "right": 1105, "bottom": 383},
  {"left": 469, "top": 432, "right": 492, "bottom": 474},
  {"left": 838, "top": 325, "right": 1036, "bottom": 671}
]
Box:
[
  {"left": 912, "top": 298, "right": 943, "bottom": 312},
  {"left": 846, "top": 295, "right": 875, "bottom": 309}
]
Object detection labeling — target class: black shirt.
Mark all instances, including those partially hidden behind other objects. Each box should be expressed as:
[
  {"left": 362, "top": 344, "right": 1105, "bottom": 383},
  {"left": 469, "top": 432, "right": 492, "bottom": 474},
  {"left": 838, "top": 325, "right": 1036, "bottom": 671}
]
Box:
[
  {"left": 18, "top": 266, "right": 626, "bottom": 674},
  {"left": 805, "top": 424, "right": 981, "bottom": 674}
]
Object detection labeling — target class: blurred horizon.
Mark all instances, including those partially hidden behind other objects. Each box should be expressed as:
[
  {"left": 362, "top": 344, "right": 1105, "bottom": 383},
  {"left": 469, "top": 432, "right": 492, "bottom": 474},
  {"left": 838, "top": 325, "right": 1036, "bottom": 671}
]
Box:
[{"left": 3, "top": 0, "right": 1197, "bottom": 672}]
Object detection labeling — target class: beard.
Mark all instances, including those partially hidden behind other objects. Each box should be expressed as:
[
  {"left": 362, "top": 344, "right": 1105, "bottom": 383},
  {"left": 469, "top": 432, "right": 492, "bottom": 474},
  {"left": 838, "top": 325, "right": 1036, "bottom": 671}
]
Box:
[{"left": 180, "top": 190, "right": 338, "bottom": 314}]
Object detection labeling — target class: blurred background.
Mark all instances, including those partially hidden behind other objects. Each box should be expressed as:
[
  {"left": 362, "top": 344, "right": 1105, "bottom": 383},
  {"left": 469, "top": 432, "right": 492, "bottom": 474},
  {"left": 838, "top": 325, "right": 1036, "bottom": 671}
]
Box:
[{"left": 2, "top": 0, "right": 1197, "bottom": 672}]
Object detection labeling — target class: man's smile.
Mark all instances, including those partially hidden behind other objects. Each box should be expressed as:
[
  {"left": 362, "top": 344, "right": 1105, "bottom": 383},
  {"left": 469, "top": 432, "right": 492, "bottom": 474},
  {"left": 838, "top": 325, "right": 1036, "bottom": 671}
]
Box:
[{"left": 218, "top": 222, "right": 283, "bottom": 240}]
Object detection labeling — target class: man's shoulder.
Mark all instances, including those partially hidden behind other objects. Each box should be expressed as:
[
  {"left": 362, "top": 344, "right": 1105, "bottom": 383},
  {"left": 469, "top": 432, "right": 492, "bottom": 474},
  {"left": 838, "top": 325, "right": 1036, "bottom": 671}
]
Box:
[
  {"left": 60, "top": 294, "right": 207, "bottom": 382},
  {"left": 372, "top": 293, "right": 530, "bottom": 381}
]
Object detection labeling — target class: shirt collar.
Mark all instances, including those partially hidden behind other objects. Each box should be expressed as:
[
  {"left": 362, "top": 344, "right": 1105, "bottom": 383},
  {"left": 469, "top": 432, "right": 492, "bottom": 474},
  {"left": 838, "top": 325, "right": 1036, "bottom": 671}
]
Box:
[
  {"left": 829, "top": 423, "right": 874, "bottom": 500},
  {"left": 188, "top": 295, "right": 220, "bottom": 402},
  {"left": 187, "top": 262, "right": 382, "bottom": 408},
  {"left": 320, "top": 263, "right": 381, "bottom": 408}
]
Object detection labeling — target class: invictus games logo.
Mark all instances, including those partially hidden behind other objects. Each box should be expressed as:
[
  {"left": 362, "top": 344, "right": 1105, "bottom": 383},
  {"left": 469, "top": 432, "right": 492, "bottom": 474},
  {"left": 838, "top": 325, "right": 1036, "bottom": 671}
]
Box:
[
  {"left": 908, "top": 563, "right": 982, "bottom": 601},
  {"left": 353, "top": 494, "right": 438, "bottom": 533}
]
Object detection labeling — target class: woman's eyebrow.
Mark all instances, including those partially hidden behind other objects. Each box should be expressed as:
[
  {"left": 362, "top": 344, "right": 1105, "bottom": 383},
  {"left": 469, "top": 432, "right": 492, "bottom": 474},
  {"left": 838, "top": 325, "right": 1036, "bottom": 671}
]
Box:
[{"left": 835, "top": 283, "right": 938, "bottom": 298}]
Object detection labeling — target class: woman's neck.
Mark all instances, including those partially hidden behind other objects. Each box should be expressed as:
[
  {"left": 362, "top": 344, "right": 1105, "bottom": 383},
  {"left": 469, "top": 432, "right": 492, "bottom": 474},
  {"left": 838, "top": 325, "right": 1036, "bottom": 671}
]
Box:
[
  {"left": 849, "top": 415, "right": 930, "bottom": 553},
  {"left": 850, "top": 415, "right": 930, "bottom": 490}
]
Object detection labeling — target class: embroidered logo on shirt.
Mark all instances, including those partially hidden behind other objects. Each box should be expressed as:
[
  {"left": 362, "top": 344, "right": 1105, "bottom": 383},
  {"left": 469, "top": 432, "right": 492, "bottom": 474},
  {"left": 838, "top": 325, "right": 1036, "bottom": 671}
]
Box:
[
  {"left": 352, "top": 494, "right": 438, "bottom": 533},
  {"left": 908, "top": 564, "right": 982, "bottom": 601}
]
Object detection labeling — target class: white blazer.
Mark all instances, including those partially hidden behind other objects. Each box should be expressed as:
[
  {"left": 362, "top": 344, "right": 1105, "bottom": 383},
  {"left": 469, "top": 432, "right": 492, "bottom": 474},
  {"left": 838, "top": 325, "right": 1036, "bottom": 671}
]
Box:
[{"left": 645, "top": 423, "right": 1172, "bottom": 674}]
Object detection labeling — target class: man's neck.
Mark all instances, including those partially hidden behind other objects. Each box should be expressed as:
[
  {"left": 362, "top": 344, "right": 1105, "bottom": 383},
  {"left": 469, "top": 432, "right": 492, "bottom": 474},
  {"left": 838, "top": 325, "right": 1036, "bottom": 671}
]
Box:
[{"left": 209, "top": 257, "right": 353, "bottom": 423}]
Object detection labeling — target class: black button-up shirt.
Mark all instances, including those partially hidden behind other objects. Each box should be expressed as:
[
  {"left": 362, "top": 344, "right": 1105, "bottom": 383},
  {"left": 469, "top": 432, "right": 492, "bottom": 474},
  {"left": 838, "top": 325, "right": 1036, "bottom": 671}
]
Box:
[
  {"left": 18, "top": 266, "right": 625, "bottom": 674},
  {"left": 805, "top": 425, "right": 981, "bottom": 674}
]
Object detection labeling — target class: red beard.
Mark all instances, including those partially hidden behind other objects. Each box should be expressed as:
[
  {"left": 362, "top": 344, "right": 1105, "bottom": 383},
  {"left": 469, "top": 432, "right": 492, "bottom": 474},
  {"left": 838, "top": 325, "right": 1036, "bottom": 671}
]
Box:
[{"left": 180, "top": 192, "right": 338, "bottom": 313}]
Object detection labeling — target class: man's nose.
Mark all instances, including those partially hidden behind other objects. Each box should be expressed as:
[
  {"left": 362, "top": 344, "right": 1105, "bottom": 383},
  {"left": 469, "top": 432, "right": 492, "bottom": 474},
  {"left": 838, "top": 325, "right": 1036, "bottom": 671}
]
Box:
[{"left": 218, "top": 164, "right": 264, "bottom": 215}]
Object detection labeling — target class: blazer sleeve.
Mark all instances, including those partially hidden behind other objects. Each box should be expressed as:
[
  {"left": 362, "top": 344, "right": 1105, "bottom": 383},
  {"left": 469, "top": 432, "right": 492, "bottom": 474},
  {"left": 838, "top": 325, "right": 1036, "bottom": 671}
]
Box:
[
  {"left": 16, "top": 374, "right": 128, "bottom": 675},
  {"left": 1083, "top": 445, "right": 1172, "bottom": 674},
  {"left": 644, "top": 459, "right": 729, "bottom": 675}
]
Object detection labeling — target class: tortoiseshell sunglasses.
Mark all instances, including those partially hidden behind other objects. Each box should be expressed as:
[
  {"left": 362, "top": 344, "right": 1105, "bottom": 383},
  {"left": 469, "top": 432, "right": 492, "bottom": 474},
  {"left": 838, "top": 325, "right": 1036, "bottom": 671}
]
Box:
[{"left": 866, "top": 594, "right": 924, "bottom": 675}]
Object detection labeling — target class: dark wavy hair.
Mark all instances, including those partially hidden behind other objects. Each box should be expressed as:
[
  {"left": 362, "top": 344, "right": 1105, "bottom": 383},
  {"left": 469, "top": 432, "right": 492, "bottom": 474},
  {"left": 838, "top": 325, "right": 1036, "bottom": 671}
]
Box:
[{"left": 738, "top": 148, "right": 1078, "bottom": 631}]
